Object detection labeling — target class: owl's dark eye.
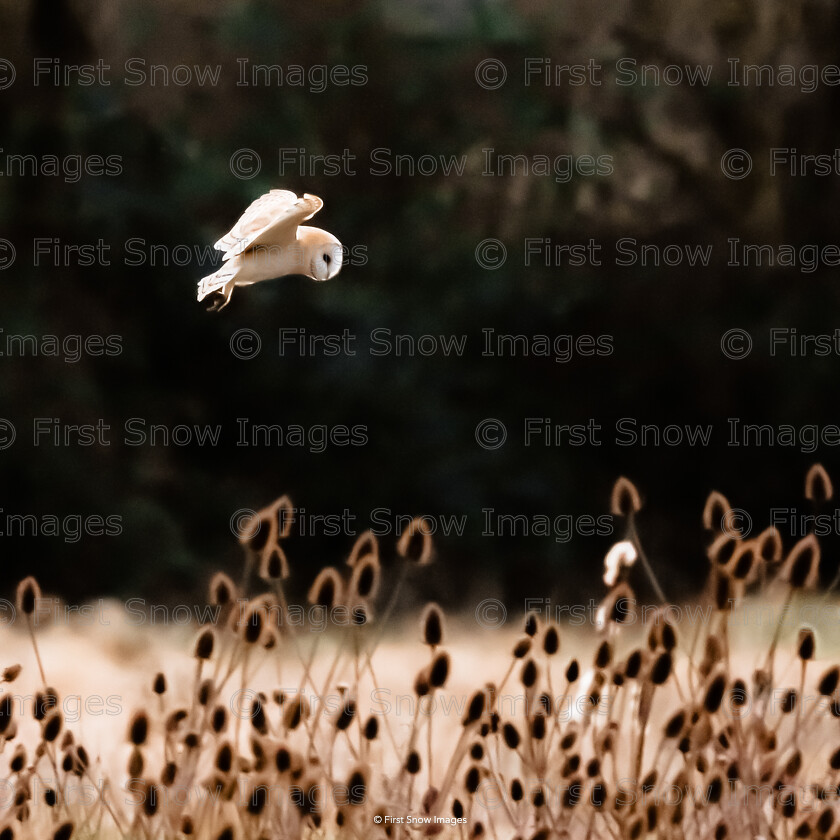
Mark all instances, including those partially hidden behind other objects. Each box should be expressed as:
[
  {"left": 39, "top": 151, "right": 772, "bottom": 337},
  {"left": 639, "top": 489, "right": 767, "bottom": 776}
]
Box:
[{"left": 323, "top": 253, "right": 331, "bottom": 265}]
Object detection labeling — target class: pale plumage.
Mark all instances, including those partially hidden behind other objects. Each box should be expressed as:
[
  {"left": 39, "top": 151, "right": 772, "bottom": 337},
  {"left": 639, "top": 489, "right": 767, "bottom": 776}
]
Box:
[{"left": 197, "top": 190, "right": 342, "bottom": 311}]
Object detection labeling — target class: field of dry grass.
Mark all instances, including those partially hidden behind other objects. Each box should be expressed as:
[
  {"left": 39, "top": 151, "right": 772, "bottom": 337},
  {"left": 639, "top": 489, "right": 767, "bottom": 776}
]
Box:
[{"left": 3, "top": 472, "right": 840, "bottom": 839}]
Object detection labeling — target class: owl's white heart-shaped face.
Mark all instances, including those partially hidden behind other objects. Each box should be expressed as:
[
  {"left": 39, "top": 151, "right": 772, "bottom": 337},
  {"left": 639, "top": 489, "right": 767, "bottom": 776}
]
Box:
[{"left": 303, "top": 229, "right": 343, "bottom": 282}]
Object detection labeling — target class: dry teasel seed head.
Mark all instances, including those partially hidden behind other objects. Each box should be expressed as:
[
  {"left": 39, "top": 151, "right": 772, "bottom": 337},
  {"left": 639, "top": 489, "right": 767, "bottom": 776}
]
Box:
[
  {"left": 520, "top": 659, "right": 538, "bottom": 689},
  {"left": 240, "top": 603, "right": 268, "bottom": 645},
  {"left": 152, "top": 673, "right": 166, "bottom": 695},
  {"left": 728, "top": 541, "right": 758, "bottom": 582},
  {"left": 429, "top": 652, "right": 450, "bottom": 689},
  {"left": 542, "top": 625, "right": 560, "bottom": 656},
  {"left": 283, "top": 696, "right": 309, "bottom": 731},
  {"left": 259, "top": 545, "right": 289, "bottom": 581},
  {"left": 421, "top": 603, "right": 444, "bottom": 647},
  {"left": 42, "top": 711, "right": 62, "bottom": 743},
  {"left": 128, "top": 747, "right": 143, "bottom": 778},
  {"left": 349, "top": 553, "right": 380, "bottom": 601},
  {"left": 818, "top": 666, "right": 840, "bottom": 696},
  {"left": 755, "top": 526, "right": 782, "bottom": 565},
  {"left": 194, "top": 629, "right": 215, "bottom": 660},
  {"left": 128, "top": 711, "right": 149, "bottom": 746},
  {"left": 397, "top": 517, "right": 434, "bottom": 565},
  {"left": 347, "top": 530, "right": 379, "bottom": 567},
  {"left": 53, "top": 823, "right": 74, "bottom": 840},
  {"left": 707, "top": 533, "right": 738, "bottom": 566},
  {"left": 307, "top": 567, "right": 343, "bottom": 610},
  {"left": 594, "top": 641, "right": 612, "bottom": 669},
  {"left": 805, "top": 463, "right": 833, "bottom": 504},
  {"left": 463, "top": 690, "right": 486, "bottom": 726},
  {"left": 209, "top": 572, "right": 237, "bottom": 607},
  {"left": 565, "top": 659, "right": 580, "bottom": 683},
  {"left": 16, "top": 577, "right": 41, "bottom": 616},
  {"left": 781, "top": 535, "right": 820, "bottom": 589},
  {"left": 650, "top": 651, "right": 672, "bottom": 685},
  {"left": 2, "top": 666, "right": 21, "bottom": 684},
  {"left": 703, "top": 671, "right": 727, "bottom": 713},
  {"left": 798, "top": 628, "right": 816, "bottom": 661},
  {"left": 610, "top": 477, "right": 642, "bottom": 517},
  {"left": 702, "top": 492, "right": 733, "bottom": 532}
]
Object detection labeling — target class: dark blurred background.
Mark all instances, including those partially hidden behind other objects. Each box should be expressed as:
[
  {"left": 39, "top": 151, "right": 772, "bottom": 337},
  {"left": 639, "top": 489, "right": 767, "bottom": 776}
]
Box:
[{"left": 2, "top": 0, "right": 840, "bottom": 609}]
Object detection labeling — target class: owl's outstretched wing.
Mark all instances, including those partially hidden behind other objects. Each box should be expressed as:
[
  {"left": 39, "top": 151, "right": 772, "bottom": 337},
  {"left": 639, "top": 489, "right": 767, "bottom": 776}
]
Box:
[{"left": 214, "top": 191, "right": 324, "bottom": 261}]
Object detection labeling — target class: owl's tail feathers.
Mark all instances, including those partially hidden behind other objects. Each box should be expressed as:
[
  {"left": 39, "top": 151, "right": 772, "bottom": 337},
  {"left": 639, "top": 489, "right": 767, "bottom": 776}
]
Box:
[{"left": 197, "top": 268, "right": 237, "bottom": 302}]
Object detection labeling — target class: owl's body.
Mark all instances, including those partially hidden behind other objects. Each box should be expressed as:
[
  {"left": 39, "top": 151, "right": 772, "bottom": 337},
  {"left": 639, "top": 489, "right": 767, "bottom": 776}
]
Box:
[{"left": 197, "top": 190, "right": 342, "bottom": 311}]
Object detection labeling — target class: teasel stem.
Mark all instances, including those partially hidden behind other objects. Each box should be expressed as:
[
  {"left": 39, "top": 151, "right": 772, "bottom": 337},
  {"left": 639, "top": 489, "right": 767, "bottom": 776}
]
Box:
[{"left": 627, "top": 515, "right": 667, "bottom": 604}]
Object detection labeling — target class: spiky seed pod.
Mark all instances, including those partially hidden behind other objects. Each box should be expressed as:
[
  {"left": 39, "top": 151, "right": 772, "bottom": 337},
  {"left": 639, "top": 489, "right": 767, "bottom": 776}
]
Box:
[
  {"left": 42, "top": 711, "right": 62, "bottom": 743},
  {"left": 780, "top": 689, "right": 797, "bottom": 715},
  {"left": 152, "top": 673, "right": 166, "bottom": 695},
  {"left": 198, "top": 679, "right": 214, "bottom": 706},
  {"left": 781, "top": 535, "right": 820, "bottom": 589},
  {"left": 702, "top": 492, "right": 733, "bottom": 532},
  {"left": 429, "top": 652, "right": 450, "bottom": 688},
  {"left": 756, "top": 527, "right": 783, "bottom": 565},
  {"left": 414, "top": 669, "right": 431, "bottom": 697},
  {"left": 336, "top": 699, "right": 356, "bottom": 731},
  {"left": 194, "top": 629, "right": 215, "bottom": 660},
  {"left": 241, "top": 604, "right": 266, "bottom": 645},
  {"left": 594, "top": 641, "right": 612, "bottom": 669},
  {"left": 502, "top": 723, "right": 520, "bottom": 750},
  {"left": 798, "top": 628, "right": 816, "bottom": 661},
  {"left": 611, "top": 477, "right": 642, "bottom": 517},
  {"left": 347, "top": 530, "right": 379, "bottom": 567},
  {"left": 707, "top": 534, "right": 738, "bottom": 566},
  {"left": 129, "top": 711, "right": 149, "bottom": 746},
  {"left": 664, "top": 711, "right": 685, "bottom": 739},
  {"left": 53, "top": 824, "right": 74, "bottom": 840},
  {"left": 523, "top": 613, "right": 539, "bottom": 637},
  {"left": 0, "top": 694, "right": 13, "bottom": 736},
  {"left": 806, "top": 463, "right": 833, "bottom": 503},
  {"left": 215, "top": 742, "right": 233, "bottom": 775},
  {"left": 346, "top": 768, "right": 367, "bottom": 805},
  {"left": 624, "top": 650, "right": 642, "bottom": 680},
  {"left": 128, "top": 748, "right": 143, "bottom": 778},
  {"left": 2, "top": 666, "right": 21, "bottom": 684},
  {"left": 209, "top": 573, "right": 236, "bottom": 607},
  {"left": 513, "top": 638, "right": 532, "bottom": 658},
  {"left": 349, "top": 554, "right": 380, "bottom": 601},
  {"left": 520, "top": 659, "right": 538, "bottom": 689},
  {"left": 9, "top": 745, "right": 25, "bottom": 773},
  {"left": 421, "top": 603, "right": 444, "bottom": 646},
  {"left": 396, "top": 518, "right": 433, "bottom": 565},
  {"left": 16, "top": 577, "right": 41, "bottom": 616},
  {"left": 704, "top": 672, "right": 726, "bottom": 713},
  {"left": 245, "top": 784, "right": 268, "bottom": 816},
  {"left": 363, "top": 716, "right": 378, "bottom": 740},
  {"left": 283, "top": 697, "right": 309, "bottom": 731},
  {"left": 465, "top": 765, "right": 480, "bottom": 793},
  {"left": 259, "top": 545, "right": 289, "bottom": 581},
  {"left": 463, "top": 691, "right": 486, "bottom": 726},
  {"left": 406, "top": 751, "right": 421, "bottom": 775},
  {"left": 531, "top": 713, "right": 546, "bottom": 740},
  {"left": 818, "top": 666, "right": 840, "bottom": 696},
  {"left": 543, "top": 625, "right": 560, "bottom": 655},
  {"left": 307, "top": 568, "right": 343, "bottom": 610},
  {"left": 650, "top": 652, "right": 672, "bottom": 685},
  {"left": 729, "top": 543, "right": 758, "bottom": 581},
  {"left": 566, "top": 659, "right": 580, "bottom": 683}
]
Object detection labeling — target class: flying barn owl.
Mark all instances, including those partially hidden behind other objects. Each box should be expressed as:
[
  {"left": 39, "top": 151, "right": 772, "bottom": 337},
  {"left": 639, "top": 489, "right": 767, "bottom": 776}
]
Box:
[{"left": 197, "top": 190, "right": 343, "bottom": 311}]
